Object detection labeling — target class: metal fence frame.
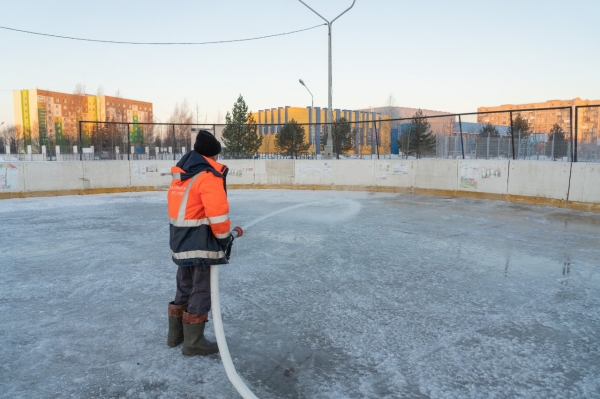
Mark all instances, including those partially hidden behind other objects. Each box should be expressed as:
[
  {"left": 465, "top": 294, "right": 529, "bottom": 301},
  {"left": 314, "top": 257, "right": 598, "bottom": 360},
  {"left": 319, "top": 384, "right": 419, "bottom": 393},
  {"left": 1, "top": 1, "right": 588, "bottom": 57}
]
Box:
[
  {"left": 2, "top": 106, "right": 586, "bottom": 162},
  {"left": 574, "top": 105, "right": 600, "bottom": 163}
]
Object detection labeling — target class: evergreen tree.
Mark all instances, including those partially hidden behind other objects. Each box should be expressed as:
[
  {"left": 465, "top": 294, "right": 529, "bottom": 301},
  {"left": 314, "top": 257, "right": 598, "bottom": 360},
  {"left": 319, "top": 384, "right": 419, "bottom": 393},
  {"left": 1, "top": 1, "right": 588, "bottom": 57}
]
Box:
[
  {"left": 507, "top": 115, "right": 530, "bottom": 158},
  {"left": 399, "top": 109, "right": 436, "bottom": 159},
  {"left": 321, "top": 117, "right": 354, "bottom": 159},
  {"left": 508, "top": 114, "right": 530, "bottom": 138},
  {"left": 476, "top": 123, "right": 501, "bottom": 159},
  {"left": 221, "top": 95, "right": 263, "bottom": 158},
  {"left": 548, "top": 123, "right": 568, "bottom": 159},
  {"left": 479, "top": 122, "right": 500, "bottom": 137},
  {"left": 275, "top": 119, "right": 310, "bottom": 158}
]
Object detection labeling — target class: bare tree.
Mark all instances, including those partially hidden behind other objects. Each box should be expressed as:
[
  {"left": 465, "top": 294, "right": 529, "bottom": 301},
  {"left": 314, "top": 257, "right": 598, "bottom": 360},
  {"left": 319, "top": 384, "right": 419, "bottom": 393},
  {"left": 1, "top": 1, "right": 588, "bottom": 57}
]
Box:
[
  {"left": 1, "top": 125, "right": 24, "bottom": 154},
  {"left": 168, "top": 99, "right": 194, "bottom": 152}
]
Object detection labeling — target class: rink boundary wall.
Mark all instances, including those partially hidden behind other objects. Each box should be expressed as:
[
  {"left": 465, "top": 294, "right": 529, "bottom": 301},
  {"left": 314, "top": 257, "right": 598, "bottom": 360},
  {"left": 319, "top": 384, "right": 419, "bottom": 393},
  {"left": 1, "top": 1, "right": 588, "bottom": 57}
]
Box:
[{"left": 1, "top": 159, "right": 599, "bottom": 213}]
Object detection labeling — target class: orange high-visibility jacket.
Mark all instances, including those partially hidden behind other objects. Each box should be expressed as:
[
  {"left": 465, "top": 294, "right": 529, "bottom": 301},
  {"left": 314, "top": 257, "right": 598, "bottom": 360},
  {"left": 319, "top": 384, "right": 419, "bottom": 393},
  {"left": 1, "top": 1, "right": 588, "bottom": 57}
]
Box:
[{"left": 168, "top": 151, "right": 231, "bottom": 266}]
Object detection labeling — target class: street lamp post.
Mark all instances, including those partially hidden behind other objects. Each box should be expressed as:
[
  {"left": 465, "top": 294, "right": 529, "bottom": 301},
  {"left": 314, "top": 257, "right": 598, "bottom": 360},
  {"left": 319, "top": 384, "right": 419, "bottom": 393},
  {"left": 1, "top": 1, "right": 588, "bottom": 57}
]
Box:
[
  {"left": 299, "top": 79, "right": 315, "bottom": 156},
  {"left": 152, "top": 115, "right": 164, "bottom": 154},
  {"left": 1, "top": 122, "right": 5, "bottom": 154},
  {"left": 298, "top": 0, "right": 356, "bottom": 159}
]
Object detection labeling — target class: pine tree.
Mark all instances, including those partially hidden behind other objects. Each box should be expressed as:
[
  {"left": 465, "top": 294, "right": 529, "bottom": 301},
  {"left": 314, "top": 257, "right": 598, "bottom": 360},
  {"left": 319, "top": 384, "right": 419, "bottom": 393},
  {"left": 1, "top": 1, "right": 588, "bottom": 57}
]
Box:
[
  {"left": 476, "top": 123, "right": 501, "bottom": 159},
  {"left": 221, "top": 95, "right": 263, "bottom": 158},
  {"left": 321, "top": 117, "right": 354, "bottom": 159},
  {"left": 548, "top": 123, "right": 568, "bottom": 159},
  {"left": 400, "top": 109, "right": 436, "bottom": 159},
  {"left": 479, "top": 122, "right": 500, "bottom": 137},
  {"left": 275, "top": 119, "right": 310, "bottom": 158},
  {"left": 508, "top": 114, "right": 530, "bottom": 138}
]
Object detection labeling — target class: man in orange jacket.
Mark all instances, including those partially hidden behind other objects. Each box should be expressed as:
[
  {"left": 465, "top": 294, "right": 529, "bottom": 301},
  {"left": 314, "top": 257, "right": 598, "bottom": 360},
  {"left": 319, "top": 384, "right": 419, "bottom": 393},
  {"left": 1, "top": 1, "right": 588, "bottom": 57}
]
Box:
[{"left": 166, "top": 130, "right": 242, "bottom": 356}]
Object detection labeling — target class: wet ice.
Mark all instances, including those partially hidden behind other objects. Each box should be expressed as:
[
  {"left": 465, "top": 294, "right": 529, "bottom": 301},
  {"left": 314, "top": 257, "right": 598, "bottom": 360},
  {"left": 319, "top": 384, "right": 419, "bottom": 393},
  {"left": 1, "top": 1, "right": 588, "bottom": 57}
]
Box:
[{"left": 1, "top": 190, "right": 599, "bottom": 398}]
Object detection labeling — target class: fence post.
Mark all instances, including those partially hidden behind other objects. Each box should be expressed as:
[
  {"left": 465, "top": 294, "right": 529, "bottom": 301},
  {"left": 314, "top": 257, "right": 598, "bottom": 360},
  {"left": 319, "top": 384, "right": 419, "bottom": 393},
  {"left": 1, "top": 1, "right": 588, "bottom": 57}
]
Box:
[
  {"left": 172, "top": 124, "right": 176, "bottom": 161},
  {"left": 458, "top": 115, "right": 465, "bottom": 159},
  {"left": 78, "top": 121, "right": 83, "bottom": 161},
  {"left": 375, "top": 121, "right": 380, "bottom": 160},
  {"left": 551, "top": 132, "right": 555, "bottom": 160},
  {"left": 510, "top": 111, "right": 515, "bottom": 160},
  {"left": 572, "top": 107, "right": 576, "bottom": 162},
  {"left": 486, "top": 133, "right": 490, "bottom": 159},
  {"left": 127, "top": 123, "right": 131, "bottom": 161}
]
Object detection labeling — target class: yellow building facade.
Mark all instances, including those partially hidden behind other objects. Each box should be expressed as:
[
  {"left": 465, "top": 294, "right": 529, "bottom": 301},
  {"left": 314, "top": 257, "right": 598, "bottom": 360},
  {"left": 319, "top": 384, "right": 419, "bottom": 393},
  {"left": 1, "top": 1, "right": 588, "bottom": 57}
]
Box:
[
  {"left": 477, "top": 98, "right": 600, "bottom": 141},
  {"left": 254, "top": 106, "right": 390, "bottom": 156}
]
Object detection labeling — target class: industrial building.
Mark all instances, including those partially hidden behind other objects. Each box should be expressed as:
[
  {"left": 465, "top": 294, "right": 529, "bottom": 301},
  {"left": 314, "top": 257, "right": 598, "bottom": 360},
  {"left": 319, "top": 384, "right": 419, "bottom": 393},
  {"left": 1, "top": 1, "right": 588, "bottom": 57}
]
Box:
[{"left": 254, "top": 106, "right": 389, "bottom": 156}]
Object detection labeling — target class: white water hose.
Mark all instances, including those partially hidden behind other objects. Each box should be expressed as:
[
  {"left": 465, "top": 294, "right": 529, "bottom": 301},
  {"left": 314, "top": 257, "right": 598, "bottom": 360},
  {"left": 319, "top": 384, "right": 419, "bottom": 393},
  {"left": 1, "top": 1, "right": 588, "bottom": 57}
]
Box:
[{"left": 210, "top": 202, "right": 318, "bottom": 398}]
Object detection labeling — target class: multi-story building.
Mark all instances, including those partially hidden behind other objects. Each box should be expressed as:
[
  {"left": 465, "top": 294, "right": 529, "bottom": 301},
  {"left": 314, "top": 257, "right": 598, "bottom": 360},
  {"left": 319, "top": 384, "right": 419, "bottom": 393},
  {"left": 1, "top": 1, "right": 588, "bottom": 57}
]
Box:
[
  {"left": 365, "top": 106, "right": 455, "bottom": 136},
  {"left": 477, "top": 98, "right": 600, "bottom": 142},
  {"left": 13, "top": 89, "right": 152, "bottom": 151},
  {"left": 254, "top": 106, "right": 388, "bottom": 156}
]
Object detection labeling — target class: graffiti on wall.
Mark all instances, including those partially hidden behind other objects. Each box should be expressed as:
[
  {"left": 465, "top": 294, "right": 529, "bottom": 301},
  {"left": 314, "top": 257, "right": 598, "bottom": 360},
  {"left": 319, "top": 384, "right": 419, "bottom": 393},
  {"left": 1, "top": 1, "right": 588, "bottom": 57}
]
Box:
[
  {"left": 0, "top": 163, "right": 19, "bottom": 189},
  {"left": 295, "top": 162, "right": 332, "bottom": 177},
  {"left": 229, "top": 164, "right": 254, "bottom": 177},
  {"left": 461, "top": 163, "right": 502, "bottom": 190},
  {"left": 133, "top": 164, "right": 159, "bottom": 179}
]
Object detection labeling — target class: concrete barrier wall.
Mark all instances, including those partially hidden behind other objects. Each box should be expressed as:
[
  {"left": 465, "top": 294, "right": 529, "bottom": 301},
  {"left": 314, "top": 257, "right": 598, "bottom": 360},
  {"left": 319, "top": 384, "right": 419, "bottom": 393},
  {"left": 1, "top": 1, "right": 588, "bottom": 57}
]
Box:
[
  {"left": 415, "top": 160, "right": 458, "bottom": 192},
  {"left": 227, "top": 160, "right": 257, "bottom": 186},
  {"left": 2, "top": 158, "right": 600, "bottom": 211},
  {"left": 332, "top": 160, "right": 375, "bottom": 187},
  {"left": 457, "top": 160, "right": 509, "bottom": 196},
  {"left": 293, "top": 160, "right": 334, "bottom": 186},
  {"left": 255, "top": 160, "right": 294, "bottom": 186},
  {"left": 129, "top": 161, "right": 175, "bottom": 188},
  {"left": 0, "top": 160, "right": 25, "bottom": 192},
  {"left": 373, "top": 160, "right": 416, "bottom": 190},
  {"left": 24, "top": 162, "right": 86, "bottom": 192},
  {"left": 568, "top": 163, "right": 600, "bottom": 205},
  {"left": 85, "top": 161, "right": 130, "bottom": 189},
  {"left": 507, "top": 161, "right": 571, "bottom": 201}
]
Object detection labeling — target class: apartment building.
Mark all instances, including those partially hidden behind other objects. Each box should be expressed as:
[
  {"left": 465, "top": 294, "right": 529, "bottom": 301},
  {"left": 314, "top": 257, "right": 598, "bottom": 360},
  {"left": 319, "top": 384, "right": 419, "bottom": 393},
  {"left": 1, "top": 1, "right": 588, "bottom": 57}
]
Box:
[
  {"left": 477, "top": 98, "right": 600, "bottom": 141},
  {"left": 13, "top": 89, "right": 153, "bottom": 148}
]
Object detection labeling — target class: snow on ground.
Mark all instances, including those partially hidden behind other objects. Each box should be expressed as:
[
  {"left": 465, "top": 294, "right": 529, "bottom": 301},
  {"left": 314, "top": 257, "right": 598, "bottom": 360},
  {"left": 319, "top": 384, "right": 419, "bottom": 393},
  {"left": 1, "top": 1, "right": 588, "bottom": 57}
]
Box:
[{"left": 1, "top": 190, "right": 599, "bottom": 399}]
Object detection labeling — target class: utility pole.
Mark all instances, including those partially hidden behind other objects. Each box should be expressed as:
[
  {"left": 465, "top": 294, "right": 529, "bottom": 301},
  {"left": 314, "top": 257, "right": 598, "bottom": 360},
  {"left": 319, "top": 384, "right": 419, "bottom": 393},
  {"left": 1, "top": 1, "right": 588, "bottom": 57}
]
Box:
[
  {"left": 299, "top": 79, "right": 315, "bottom": 156},
  {"left": 298, "top": 0, "right": 356, "bottom": 159}
]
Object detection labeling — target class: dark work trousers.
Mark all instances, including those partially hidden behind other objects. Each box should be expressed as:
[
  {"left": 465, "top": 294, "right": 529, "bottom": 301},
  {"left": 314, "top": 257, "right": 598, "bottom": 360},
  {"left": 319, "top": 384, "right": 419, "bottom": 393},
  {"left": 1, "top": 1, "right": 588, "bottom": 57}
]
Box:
[{"left": 174, "top": 265, "right": 211, "bottom": 315}]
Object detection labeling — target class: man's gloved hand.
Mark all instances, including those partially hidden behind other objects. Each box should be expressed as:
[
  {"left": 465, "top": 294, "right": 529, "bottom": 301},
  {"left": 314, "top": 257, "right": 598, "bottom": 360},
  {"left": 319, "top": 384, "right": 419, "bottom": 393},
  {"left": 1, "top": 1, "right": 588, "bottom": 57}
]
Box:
[
  {"left": 218, "top": 227, "right": 243, "bottom": 261},
  {"left": 218, "top": 234, "right": 233, "bottom": 252}
]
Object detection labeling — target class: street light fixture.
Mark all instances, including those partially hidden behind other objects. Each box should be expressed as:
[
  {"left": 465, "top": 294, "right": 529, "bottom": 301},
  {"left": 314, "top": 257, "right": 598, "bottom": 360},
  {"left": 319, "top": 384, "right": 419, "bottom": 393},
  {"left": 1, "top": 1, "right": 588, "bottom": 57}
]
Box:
[
  {"left": 299, "top": 79, "right": 316, "bottom": 156},
  {"left": 298, "top": 0, "right": 356, "bottom": 159}
]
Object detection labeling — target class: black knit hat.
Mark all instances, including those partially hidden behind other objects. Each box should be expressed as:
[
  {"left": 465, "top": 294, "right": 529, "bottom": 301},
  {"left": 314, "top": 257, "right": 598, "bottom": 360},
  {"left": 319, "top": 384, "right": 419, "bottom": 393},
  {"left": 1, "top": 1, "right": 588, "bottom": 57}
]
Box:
[{"left": 193, "top": 130, "right": 221, "bottom": 156}]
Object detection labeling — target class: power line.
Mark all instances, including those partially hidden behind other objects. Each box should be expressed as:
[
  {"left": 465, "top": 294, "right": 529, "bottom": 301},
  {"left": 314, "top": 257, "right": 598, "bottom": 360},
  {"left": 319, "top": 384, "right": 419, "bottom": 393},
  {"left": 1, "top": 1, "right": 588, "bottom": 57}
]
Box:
[{"left": 0, "top": 23, "right": 325, "bottom": 45}]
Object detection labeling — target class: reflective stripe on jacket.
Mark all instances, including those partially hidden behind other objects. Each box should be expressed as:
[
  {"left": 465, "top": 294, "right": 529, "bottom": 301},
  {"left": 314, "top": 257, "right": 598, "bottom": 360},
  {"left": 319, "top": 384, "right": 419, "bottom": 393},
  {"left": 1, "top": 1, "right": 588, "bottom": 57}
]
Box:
[{"left": 168, "top": 151, "right": 230, "bottom": 266}]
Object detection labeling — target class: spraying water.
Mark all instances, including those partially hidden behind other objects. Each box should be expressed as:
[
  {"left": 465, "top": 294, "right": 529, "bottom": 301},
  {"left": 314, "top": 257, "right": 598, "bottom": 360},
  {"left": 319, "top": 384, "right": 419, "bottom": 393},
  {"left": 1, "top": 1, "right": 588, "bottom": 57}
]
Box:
[
  {"left": 241, "top": 201, "right": 320, "bottom": 230},
  {"left": 211, "top": 200, "right": 321, "bottom": 399}
]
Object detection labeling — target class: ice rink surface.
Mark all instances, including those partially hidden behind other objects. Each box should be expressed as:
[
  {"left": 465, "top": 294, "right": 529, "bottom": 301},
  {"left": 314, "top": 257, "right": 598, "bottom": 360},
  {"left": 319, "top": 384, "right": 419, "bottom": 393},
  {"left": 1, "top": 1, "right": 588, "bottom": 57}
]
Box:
[{"left": 1, "top": 190, "right": 599, "bottom": 399}]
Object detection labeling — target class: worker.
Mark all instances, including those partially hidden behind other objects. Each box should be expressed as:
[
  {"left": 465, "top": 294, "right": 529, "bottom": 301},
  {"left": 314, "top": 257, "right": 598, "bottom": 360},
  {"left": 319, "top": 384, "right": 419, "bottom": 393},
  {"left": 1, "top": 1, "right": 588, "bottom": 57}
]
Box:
[{"left": 166, "top": 130, "right": 243, "bottom": 356}]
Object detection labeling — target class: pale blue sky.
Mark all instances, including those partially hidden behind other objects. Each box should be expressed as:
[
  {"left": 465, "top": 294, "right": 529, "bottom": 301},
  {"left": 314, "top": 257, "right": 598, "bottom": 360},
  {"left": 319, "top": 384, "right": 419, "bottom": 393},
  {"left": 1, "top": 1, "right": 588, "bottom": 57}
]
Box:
[{"left": 1, "top": 0, "right": 598, "bottom": 125}]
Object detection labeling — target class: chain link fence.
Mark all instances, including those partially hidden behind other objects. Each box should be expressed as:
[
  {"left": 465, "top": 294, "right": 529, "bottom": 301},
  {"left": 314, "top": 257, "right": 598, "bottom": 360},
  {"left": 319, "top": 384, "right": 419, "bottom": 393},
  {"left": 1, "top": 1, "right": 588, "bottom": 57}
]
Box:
[{"left": 3, "top": 106, "right": 596, "bottom": 162}]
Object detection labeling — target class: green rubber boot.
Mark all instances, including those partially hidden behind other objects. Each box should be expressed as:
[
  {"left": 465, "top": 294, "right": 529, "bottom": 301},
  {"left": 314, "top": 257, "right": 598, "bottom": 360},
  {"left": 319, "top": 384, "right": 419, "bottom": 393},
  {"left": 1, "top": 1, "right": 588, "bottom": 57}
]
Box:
[
  {"left": 182, "top": 311, "right": 219, "bottom": 356},
  {"left": 167, "top": 302, "right": 185, "bottom": 347}
]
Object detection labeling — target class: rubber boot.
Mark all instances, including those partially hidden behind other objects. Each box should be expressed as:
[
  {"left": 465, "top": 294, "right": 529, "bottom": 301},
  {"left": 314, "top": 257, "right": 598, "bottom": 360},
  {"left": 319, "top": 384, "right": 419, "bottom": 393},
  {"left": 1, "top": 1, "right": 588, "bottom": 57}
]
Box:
[
  {"left": 167, "top": 302, "right": 185, "bottom": 347},
  {"left": 182, "top": 311, "right": 219, "bottom": 356}
]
